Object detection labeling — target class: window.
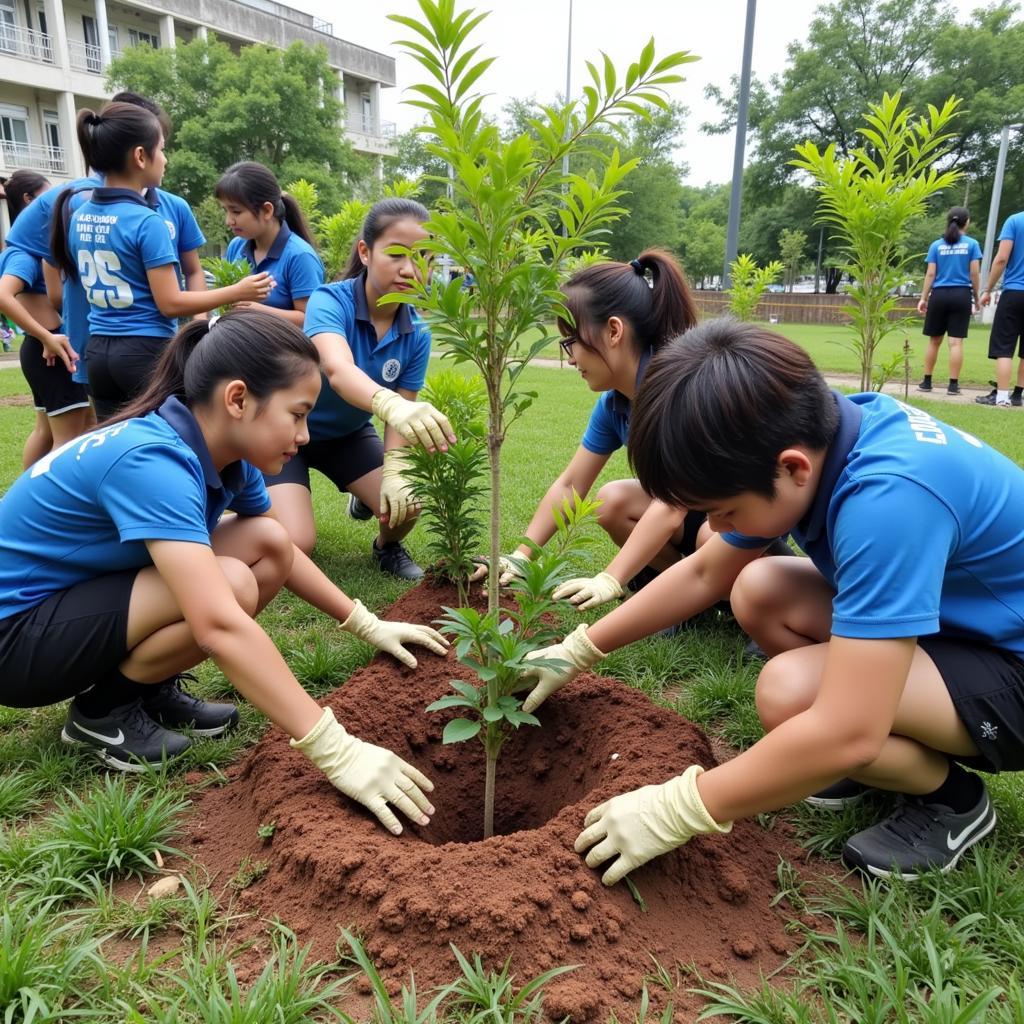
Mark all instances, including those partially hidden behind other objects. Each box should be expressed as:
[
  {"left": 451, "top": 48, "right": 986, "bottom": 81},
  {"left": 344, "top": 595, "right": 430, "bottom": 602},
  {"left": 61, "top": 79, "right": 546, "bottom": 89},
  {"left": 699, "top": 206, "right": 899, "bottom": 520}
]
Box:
[
  {"left": 0, "top": 1, "right": 17, "bottom": 54},
  {"left": 0, "top": 103, "right": 30, "bottom": 162},
  {"left": 128, "top": 28, "right": 158, "bottom": 48}
]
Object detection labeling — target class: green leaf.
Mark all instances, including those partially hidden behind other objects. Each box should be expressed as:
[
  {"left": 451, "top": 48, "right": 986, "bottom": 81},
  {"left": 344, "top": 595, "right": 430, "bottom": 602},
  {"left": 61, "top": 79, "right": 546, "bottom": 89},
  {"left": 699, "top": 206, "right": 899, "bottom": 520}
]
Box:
[
  {"left": 442, "top": 718, "right": 482, "bottom": 744},
  {"left": 482, "top": 705, "right": 504, "bottom": 723},
  {"left": 426, "top": 694, "right": 477, "bottom": 712}
]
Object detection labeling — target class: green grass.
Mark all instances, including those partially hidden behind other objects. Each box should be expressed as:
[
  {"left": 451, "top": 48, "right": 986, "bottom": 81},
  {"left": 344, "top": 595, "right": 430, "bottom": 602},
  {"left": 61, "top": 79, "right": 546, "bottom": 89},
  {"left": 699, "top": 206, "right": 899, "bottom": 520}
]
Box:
[{"left": 3, "top": 347, "right": 1024, "bottom": 1020}]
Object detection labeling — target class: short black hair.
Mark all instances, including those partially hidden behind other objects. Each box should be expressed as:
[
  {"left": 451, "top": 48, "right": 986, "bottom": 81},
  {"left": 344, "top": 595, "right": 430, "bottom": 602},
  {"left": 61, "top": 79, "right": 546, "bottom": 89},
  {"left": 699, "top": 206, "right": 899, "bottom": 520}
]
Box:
[{"left": 627, "top": 318, "right": 840, "bottom": 507}]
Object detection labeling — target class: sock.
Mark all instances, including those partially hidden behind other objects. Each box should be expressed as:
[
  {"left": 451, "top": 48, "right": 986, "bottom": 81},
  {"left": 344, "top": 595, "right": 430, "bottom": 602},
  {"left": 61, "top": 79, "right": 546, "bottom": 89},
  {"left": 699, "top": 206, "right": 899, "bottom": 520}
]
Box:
[
  {"left": 1013, "top": 386, "right": 1023, "bottom": 398},
  {"left": 74, "top": 670, "right": 153, "bottom": 717},
  {"left": 948, "top": 378, "right": 958, "bottom": 388},
  {"left": 921, "top": 374, "right": 932, "bottom": 386},
  {"left": 998, "top": 389, "right": 1010, "bottom": 404},
  {"left": 920, "top": 762, "right": 983, "bottom": 813}
]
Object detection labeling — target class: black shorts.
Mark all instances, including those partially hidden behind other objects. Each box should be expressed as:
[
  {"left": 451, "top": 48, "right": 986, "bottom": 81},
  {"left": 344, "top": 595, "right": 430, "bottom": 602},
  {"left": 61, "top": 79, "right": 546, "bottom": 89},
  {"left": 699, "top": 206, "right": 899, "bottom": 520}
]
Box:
[
  {"left": 919, "top": 634, "right": 1024, "bottom": 773},
  {"left": 263, "top": 422, "right": 384, "bottom": 492},
  {"left": 0, "top": 570, "right": 138, "bottom": 709},
  {"left": 923, "top": 287, "right": 973, "bottom": 338},
  {"left": 988, "top": 289, "right": 1024, "bottom": 359},
  {"left": 18, "top": 334, "right": 90, "bottom": 417},
  {"left": 86, "top": 334, "right": 169, "bottom": 422},
  {"left": 675, "top": 510, "right": 708, "bottom": 557}
]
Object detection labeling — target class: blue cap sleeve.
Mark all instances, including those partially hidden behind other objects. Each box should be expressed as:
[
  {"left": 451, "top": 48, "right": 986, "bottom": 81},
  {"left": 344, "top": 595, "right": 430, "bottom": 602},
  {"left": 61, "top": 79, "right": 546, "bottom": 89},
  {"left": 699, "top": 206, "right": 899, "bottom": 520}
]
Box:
[
  {"left": 581, "top": 392, "right": 623, "bottom": 455},
  {"left": 285, "top": 245, "right": 326, "bottom": 301},
  {"left": 304, "top": 281, "right": 354, "bottom": 340},
  {"left": 229, "top": 463, "right": 273, "bottom": 517},
  {"left": 138, "top": 212, "right": 179, "bottom": 270}
]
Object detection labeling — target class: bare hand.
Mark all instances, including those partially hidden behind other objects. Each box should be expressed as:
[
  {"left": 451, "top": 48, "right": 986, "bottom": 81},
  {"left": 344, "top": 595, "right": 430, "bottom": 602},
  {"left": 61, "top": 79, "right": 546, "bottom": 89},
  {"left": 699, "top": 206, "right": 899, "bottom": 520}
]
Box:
[
  {"left": 41, "top": 333, "right": 78, "bottom": 373},
  {"left": 236, "top": 272, "right": 277, "bottom": 303}
]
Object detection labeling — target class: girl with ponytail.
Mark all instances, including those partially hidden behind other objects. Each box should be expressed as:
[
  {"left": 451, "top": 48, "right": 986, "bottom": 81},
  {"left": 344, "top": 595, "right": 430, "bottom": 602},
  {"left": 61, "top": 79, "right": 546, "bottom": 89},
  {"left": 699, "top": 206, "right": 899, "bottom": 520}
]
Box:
[
  {"left": 216, "top": 161, "right": 324, "bottom": 326},
  {"left": 50, "top": 102, "right": 276, "bottom": 421},
  {"left": 0, "top": 309, "right": 446, "bottom": 834}
]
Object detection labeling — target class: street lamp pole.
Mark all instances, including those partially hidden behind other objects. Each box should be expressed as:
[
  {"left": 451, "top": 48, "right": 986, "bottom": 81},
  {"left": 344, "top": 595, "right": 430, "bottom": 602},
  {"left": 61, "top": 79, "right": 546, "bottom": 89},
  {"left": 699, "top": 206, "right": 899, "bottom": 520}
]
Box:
[{"left": 979, "top": 124, "right": 1018, "bottom": 296}]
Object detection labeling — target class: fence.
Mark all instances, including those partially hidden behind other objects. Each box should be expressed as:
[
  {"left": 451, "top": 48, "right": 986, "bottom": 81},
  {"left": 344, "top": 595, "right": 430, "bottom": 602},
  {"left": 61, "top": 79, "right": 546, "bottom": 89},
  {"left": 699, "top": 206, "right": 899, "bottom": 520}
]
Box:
[{"left": 692, "top": 290, "right": 922, "bottom": 325}]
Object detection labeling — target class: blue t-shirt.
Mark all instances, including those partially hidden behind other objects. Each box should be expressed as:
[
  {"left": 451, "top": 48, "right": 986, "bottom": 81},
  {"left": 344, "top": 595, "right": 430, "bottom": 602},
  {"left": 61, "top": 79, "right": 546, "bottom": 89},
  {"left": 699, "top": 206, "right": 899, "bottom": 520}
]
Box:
[
  {"left": 68, "top": 187, "right": 179, "bottom": 338},
  {"left": 151, "top": 187, "right": 206, "bottom": 261},
  {"left": 0, "top": 396, "right": 270, "bottom": 621},
  {"left": 722, "top": 392, "right": 1024, "bottom": 655},
  {"left": 998, "top": 212, "right": 1024, "bottom": 291},
  {"left": 580, "top": 349, "right": 653, "bottom": 455},
  {"left": 927, "top": 234, "right": 982, "bottom": 288},
  {"left": 226, "top": 222, "right": 323, "bottom": 311},
  {"left": 303, "top": 273, "right": 432, "bottom": 441},
  {"left": 0, "top": 246, "right": 46, "bottom": 294}
]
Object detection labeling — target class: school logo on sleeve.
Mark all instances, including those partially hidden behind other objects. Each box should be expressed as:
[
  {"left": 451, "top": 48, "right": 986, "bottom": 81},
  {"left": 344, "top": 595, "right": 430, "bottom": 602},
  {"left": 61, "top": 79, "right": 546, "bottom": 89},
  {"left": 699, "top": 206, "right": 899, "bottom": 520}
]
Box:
[{"left": 382, "top": 358, "right": 402, "bottom": 383}]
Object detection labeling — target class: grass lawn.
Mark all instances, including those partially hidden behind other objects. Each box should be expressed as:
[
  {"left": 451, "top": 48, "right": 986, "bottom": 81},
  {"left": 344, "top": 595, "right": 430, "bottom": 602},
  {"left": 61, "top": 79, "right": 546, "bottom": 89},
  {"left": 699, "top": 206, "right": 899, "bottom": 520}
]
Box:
[{"left": 1, "top": 356, "right": 1024, "bottom": 1020}]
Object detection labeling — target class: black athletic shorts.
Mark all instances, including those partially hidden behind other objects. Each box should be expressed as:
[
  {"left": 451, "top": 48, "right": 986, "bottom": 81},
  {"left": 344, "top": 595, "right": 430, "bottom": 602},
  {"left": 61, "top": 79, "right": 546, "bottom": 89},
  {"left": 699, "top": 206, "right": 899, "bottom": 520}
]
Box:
[
  {"left": 0, "top": 570, "right": 137, "bottom": 709},
  {"left": 988, "top": 289, "right": 1024, "bottom": 360},
  {"left": 919, "top": 634, "right": 1024, "bottom": 773},
  {"left": 18, "top": 334, "right": 90, "bottom": 417},
  {"left": 676, "top": 509, "right": 707, "bottom": 557},
  {"left": 263, "top": 421, "right": 384, "bottom": 492},
  {"left": 923, "top": 286, "right": 973, "bottom": 339},
  {"left": 87, "top": 334, "right": 169, "bottom": 422}
]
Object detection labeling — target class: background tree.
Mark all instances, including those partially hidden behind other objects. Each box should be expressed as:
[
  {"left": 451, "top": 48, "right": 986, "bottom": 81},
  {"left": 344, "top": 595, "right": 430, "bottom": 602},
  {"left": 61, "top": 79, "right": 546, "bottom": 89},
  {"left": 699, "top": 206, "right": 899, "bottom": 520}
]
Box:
[{"left": 778, "top": 227, "right": 808, "bottom": 291}]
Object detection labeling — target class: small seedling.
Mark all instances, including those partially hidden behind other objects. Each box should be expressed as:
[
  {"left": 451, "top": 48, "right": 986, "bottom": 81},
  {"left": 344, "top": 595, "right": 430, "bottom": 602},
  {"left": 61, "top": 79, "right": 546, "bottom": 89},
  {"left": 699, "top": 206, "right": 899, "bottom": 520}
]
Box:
[
  {"left": 257, "top": 821, "right": 277, "bottom": 843},
  {"left": 229, "top": 855, "right": 268, "bottom": 891},
  {"left": 198, "top": 256, "right": 251, "bottom": 314},
  {"left": 625, "top": 876, "right": 648, "bottom": 914}
]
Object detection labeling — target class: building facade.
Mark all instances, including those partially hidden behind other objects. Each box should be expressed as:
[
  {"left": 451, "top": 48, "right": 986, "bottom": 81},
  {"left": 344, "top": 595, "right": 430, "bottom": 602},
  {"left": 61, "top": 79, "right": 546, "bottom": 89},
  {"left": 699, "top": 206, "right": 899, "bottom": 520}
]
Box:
[{"left": 0, "top": 0, "right": 397, "bottom": 196}]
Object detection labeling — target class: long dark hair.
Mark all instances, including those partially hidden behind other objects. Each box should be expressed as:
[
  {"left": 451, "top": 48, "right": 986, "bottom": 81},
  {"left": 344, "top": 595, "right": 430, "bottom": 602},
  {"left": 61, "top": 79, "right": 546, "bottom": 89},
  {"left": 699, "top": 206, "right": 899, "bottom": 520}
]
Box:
[
  {"left": 342, "top": 197, "right": 429, "bottom": 279},
  {"left": 110, "top": 89, "right": 173, "bottom": 140},
  {"left": 109, "top": 309, "right": 320, "bottom": 424},
  {"left": 215, "top": 162, "right": 317, "bottom": 249},
  {"left": 50, "top": 103, "right": 162, "bottom": 280},
  {"left": 3, "top": 169, "right": 49, "bottom": 223},
  {"left": 944, "top": 206, "right": 970, "bottom": 245},
  {"left": 560, "top": 249, "right": 698, "bottom": 359}
]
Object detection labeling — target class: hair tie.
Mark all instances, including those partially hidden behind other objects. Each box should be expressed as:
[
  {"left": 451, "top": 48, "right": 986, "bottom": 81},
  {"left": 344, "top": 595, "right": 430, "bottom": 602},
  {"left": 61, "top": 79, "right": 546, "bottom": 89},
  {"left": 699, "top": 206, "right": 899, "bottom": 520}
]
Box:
[
  {"left": 86, "top": 113, "right": 102, "bottom": 127},
  {"left": 630, "top": 258, "right": 644, "bottom": 275},
  {"left": 207, "top": 313, "right": 221, "bottom": 329}
]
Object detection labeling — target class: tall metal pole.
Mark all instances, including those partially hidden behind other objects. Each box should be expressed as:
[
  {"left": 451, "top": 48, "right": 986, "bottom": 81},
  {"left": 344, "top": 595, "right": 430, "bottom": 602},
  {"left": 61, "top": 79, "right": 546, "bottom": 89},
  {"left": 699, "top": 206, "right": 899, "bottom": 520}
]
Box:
[
  {"left": 979, "top": 125, "right": 1013, "bottom": 292},
  {"left": 722, "top": 0, "right": 756, "bottom": 290},
  {"left": 562, "top": 0, "right": 573, "bottom": 183}
]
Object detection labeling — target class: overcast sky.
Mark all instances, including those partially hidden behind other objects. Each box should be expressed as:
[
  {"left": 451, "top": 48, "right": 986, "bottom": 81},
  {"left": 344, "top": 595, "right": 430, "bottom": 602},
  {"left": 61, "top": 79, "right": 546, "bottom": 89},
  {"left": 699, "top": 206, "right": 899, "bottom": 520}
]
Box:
[{"left": 298, "top": 0, "right": 983, "bottom": 185}]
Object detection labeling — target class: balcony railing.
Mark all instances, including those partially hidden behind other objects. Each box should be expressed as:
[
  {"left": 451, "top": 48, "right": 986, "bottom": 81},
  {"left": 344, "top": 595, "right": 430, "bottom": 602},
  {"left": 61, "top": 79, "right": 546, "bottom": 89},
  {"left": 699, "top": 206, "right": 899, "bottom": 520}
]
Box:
[
  {"left": 0, "top": 23, "right": 55, "bottom": 63},
  {"left": 345, "top": 117, "right": 398, "bottom": 139},
  {"left": 68, "top": 38, "right": 122, "bottom": 74},
  {"left": 0, "top": 141, "right": 66, "bottom": 175}
]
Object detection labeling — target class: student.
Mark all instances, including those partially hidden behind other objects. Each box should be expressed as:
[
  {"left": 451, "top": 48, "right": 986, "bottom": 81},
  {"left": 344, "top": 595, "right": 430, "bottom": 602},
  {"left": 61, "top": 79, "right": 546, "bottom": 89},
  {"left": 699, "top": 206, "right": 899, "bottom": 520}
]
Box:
[
  {"left": 50, "top": 103, "right": 275, "bottom": 421},
  {"left": 976, "top": 208, "right": 1024, "bottom": 408},
  {"left": 217, "top": 161, "right": 325, "bottom": 325},
  {"left": 0, "top": 170, "right": 90, "bottom": 465},
  {"left": 266, "top": 197, "right": 455, "bottom": 580},
  {"left": 521, "top": 319, "right": 1023, "bottom": 883},
  {"left": 917, "top": 207, "right": 981, "bottom": 396},
  {"left": 0, "top": 311, "right": 446, "bottom": 834}
]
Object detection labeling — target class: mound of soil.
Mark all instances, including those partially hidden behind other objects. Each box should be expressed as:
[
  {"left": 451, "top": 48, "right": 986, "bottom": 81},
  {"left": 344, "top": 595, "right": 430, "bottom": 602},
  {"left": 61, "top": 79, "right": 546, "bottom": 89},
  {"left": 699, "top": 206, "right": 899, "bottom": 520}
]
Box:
[{"left": 184, "top": 582, "right": 804, "bottom": 1020}]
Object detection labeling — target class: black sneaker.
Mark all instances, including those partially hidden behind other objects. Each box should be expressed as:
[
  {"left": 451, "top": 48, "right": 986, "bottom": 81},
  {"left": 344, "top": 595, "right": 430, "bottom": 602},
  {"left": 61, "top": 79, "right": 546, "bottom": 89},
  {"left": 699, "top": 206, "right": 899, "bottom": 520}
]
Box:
[
  {"left": 348, "top": 493, "right": 374, "bottom": 521},
  {"left": 62, "top": 698, "right": 191, "bottom": 772},
  {"left": 917, "top": 379, "right": 932, "bottom": 392},
  {"left": 742, "top": 638, "right": 768, "bottom": 662},
  {"left": 804, "top": 777, "right": 872, "bottom": 810},
  {"left": 842, "top": 786, "right": 996, "bottom": 880},
  {"left": 946, "top": 382, "right": 960, "bottom": 395},
  {"left": 141, "top": 674, "right": 239, "bottom": 737},
  {"left": 1012, "top": 392, "right": 1023, "bottom": 407},
  {"left": 975, "top": 392, "right": 1012, "bottom": 407},
  {"left": 626, "top": 565, "right": 661, "bottom": 594},
  {"left": 372, "top": 539, "right": 424, "bottom": 581}
]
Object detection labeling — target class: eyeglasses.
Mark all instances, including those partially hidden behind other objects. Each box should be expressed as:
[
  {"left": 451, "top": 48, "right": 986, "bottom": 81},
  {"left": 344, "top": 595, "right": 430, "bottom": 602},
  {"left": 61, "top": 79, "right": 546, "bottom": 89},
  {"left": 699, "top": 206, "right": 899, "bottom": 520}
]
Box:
[{"left": 559, "top": 333, "right": 579, "bottom": 358}]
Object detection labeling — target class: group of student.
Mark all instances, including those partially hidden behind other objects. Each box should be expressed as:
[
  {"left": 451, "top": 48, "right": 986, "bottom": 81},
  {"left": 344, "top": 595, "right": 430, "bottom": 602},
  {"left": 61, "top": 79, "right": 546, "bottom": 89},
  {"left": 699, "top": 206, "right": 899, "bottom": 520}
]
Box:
[{"left": 3, "top": 90, "right": 1024, "bottom": 884}]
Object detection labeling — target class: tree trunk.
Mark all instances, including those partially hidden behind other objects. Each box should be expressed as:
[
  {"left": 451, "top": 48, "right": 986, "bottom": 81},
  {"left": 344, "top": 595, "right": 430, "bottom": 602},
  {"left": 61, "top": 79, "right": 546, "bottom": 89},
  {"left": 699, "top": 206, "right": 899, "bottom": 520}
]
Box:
[{"left": 483, "top": 725, "right": 498, "bottom": 839}]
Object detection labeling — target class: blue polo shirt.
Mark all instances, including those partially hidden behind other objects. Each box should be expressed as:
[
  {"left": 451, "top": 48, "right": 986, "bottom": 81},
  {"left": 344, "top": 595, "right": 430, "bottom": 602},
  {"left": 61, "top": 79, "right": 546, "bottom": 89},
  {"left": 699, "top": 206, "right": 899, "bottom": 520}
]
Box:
[
  {"left": 68, "top": 187, "right": 179, "bottom": 338},
  {"left": 722, "top": 391, "right": 1024, "bottom": 655},
  {"left": 226, "top": 222, "right": 323, "bottom": 311},
  {"left": 151, "top": 187, "right": 206, "bottom": 260},
  {"left": 580, "top": 349, "right": 653, "bottom": 454},
  {"left": 998, "top": 212, "right": 1024, "bottom": 291},
  {"left": 0, "top": 246, "right": 46, "bottom": 294},
  {"left": 0, "top": 396, "right": 270, "bottom": 621},
  {"left": 926, "top": 235, "right": 982, "bottom": 288},
  {"left": 303, "top": 272, "right": 432, "bottom": 441}
]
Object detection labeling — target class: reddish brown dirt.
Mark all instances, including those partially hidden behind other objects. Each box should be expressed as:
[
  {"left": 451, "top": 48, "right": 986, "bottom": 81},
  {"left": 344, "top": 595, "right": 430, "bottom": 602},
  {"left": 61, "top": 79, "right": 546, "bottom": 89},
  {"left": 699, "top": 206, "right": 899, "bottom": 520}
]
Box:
[{"left": 183, "top": 582, "right": 805, "bottom": 1021}]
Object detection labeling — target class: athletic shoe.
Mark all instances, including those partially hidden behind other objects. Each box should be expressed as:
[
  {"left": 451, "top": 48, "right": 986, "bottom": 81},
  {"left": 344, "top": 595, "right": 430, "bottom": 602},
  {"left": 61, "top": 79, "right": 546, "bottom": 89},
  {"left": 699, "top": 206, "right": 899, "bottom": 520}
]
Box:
[
  {"left": 62, "top": 698, "right": 191, "bottom": 772},
  {"left": 1012, "top": 393, "right": 1023, "bottom": 407},
  {"left": 917, "top": 379, "right": 932, "bottom": 392},
  {"left": 372, "top": 539, "right": 424, "bottom": 581},
  {"left": 141, "top": 674, "right": 239, "bottom": 737},
  {"left": 348, "top": 493, "right": 374, "bottom": 521},
  {"left": 742, "top": 638, "right": 768, "bottom": 662},
  {"left": 804, "top": 777, "right": 871, "bottom": 810},
  {"left": 841, "top": 786, "right": 996, "bottom": 880},
  {"left": 974, "top": 393, "right": 1011, "bottom": 407},
  {"left": 946, "top": 383, "right": 960, "bottom": 395}
]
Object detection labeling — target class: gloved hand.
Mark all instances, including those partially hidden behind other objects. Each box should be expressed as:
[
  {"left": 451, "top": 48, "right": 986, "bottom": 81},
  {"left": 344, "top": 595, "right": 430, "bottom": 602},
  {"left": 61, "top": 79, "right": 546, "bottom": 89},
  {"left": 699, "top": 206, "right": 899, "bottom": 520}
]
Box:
[
  {"left": 371, "top": 388, "right": 455, "bottom": 451},
  {"left": 379, "top": 449, "right": 417, "bottom": 528},
  {"left": 341, "top": 599, "right": 449, "bottom": 668},
  {"left": 552, "top": 571, "right": 626, "bottom": 611},
  {"left": 519, "top": 624, "right": 605, "bottom": 714},
  {"left": 291, "top": 707, "right": 435, "bottom": 834},
  {"left": 468, "top": 552, "right": 530, "bottom": 586},
  {"left": 574, "top": 765, "right": 732, "bottom": 885}
]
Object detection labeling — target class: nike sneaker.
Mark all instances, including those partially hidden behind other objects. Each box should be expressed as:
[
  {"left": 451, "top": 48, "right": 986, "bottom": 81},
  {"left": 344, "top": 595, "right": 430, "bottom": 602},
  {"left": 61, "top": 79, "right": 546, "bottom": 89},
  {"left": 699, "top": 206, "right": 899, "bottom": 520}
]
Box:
[
  {"left": 141, "top": 674, "right": 239, "bottom": 736},
  {"left": 62, "top": 698, "right": 191, "bottom": 772},
  {"left": 804, "top": 778, "right": 872, "bottom": 810},
  {"left": 348, "top": 493, "right": 374, "bottom": 521},
  {"left": 842, "top": 785, "right": 996, "bottom": 880}
]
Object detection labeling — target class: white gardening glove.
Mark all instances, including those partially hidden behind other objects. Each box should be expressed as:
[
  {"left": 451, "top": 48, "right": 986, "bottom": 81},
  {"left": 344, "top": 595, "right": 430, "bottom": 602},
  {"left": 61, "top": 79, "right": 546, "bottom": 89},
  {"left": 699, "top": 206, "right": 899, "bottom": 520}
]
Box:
[
  {"left": 519, "top": 624, "right": 605, "bottom": 714},
  {"left": 551, "top": 571, "right": 627, "bottom": 611},
  {"left": 291, "top": 707, "right": 435, "bottom": 834},
  {"left": 379, "top": 449, "right": 417, "bottom": 528},
  {"left": 371, "top": 387, "right": 455, "bottom": 451},
  {"left": 468, "top": 551, "right": 530, "bottom": 586},
  {"left": 575, "top": 765, "right": 733, "bottom": 885},
  {"left": 341, "top": 600, "right": 449, "bottom": 668}
]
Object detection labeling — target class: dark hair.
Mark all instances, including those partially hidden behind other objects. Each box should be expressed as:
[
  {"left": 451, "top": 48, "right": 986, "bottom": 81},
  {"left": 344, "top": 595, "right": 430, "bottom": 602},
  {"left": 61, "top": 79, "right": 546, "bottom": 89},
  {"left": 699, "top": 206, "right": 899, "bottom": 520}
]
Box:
[
  {"left": 627, "top": 318, "right": 839, "bottom": 506},
  {"left": 3, "top": 169, "right": 49, "bottom": 223},
  {"left": 215, "top": 162, "right": 317, "bottom": 249},
  {"left": 342, "top": 197, "right": 429, "bottom": 280},
  {"left": 108, "top": 309, "right": 320, "bottom": 425},
  {"left": 560, "top": 249, "right": 698, "bottom": 359},
  {"left": 944, "top": 206, "right": 970, "bottom": 245},
  {"left": 111, "top": 90, "right": 173, "bottom": 140},
  {"left": 50, "top": 103, "right": 163, "bottom": 279}
]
